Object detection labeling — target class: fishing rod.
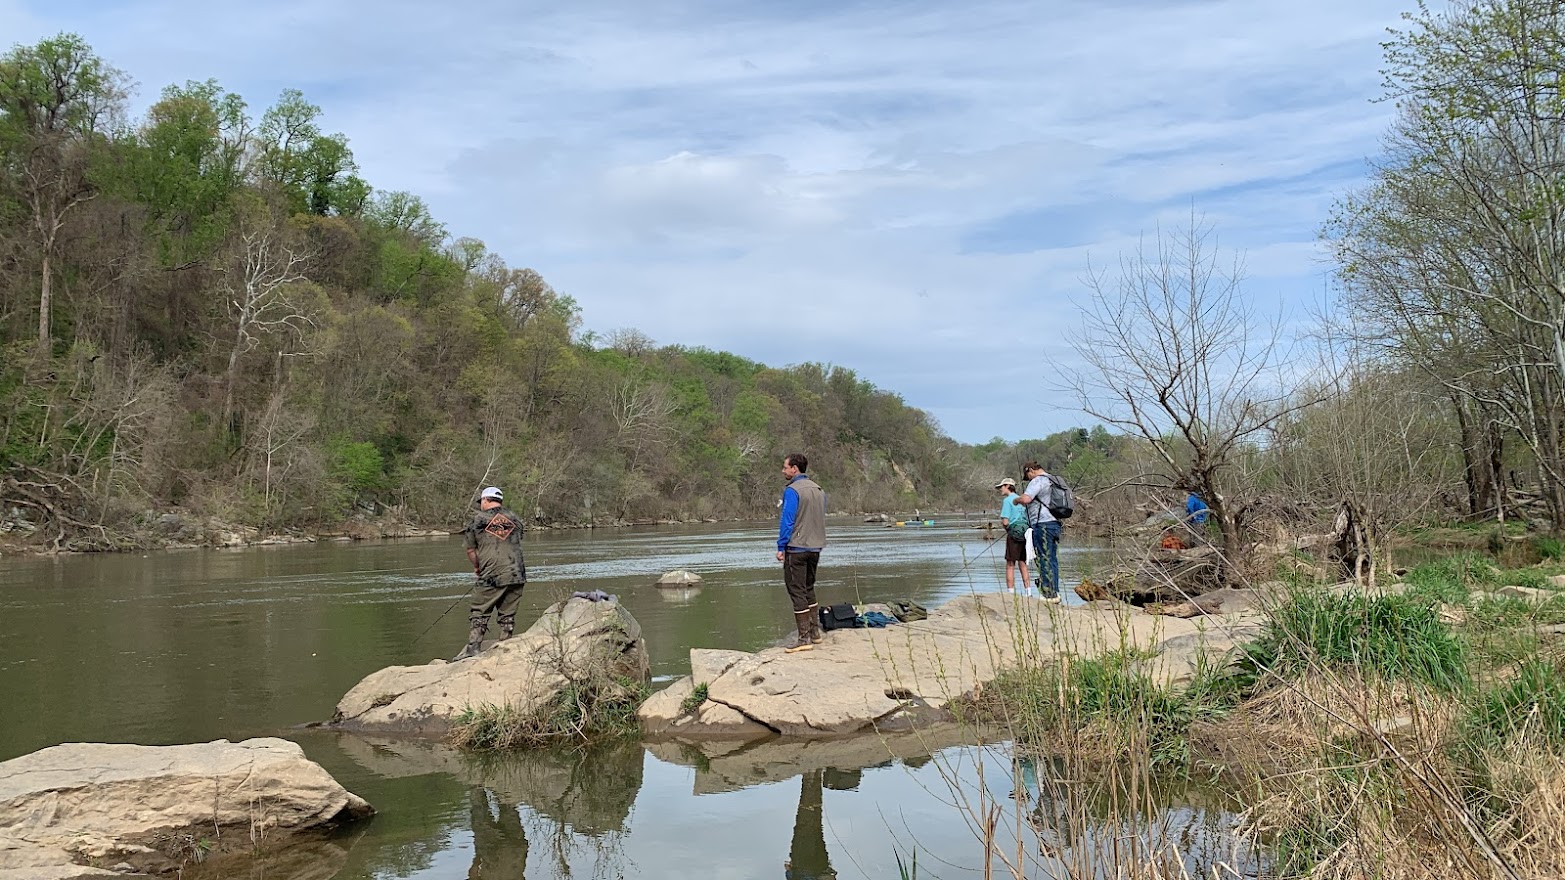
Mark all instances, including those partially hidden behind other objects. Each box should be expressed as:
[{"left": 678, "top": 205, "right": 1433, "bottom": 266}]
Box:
[
  {"left": 411, "top": 579, "right": 475, "bottom": 647},
  {"left": 956, "top": 527, "right": 1003, "bottom": 572}
]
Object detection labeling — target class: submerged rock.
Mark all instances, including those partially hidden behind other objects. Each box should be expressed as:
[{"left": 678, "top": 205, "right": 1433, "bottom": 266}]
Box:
[
  {"left": 638, "top": 593, "right": 1254, "bottom": 740},
  {"left": 329, "top": 597, "right": 649, "bottom": 736},
  {"left": 656, "top": 570, "right": 702, "bottom": 587},
  {"left": 0, "top": 738, "right": 372, "bottom": 880}
]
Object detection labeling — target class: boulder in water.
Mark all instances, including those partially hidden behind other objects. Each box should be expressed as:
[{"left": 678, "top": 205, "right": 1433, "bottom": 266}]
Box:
[
  {"left": 329, "top": 597, "right": 649, "bottom": 736},
  {"left": 0, "top": 737, "right": 372, "bottom": 879},
  {"left": 657, "top": 570, "right": 702, "bottom": 587}
]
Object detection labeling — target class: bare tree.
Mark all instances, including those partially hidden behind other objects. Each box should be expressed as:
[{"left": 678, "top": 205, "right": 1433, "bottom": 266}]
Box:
[
  {"left": 218, "top": 202, "right": 314, "bottom": 420},
  {"left": 1072, "top": 214, "right": 1313, "bottom": 569}
]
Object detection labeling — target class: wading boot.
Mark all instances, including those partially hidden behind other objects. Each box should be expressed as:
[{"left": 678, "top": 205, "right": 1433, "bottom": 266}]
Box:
[
  {"left": 806, "top": 604, "right": 824, "bottom": 645},
  {"left": 451, "top": 622, "right": 487, "bottom": 661},
  {"left": 497, "top": 615, "right": 516, "bottom": 642},
  {"left": 784, "top": 609, "right": 815, "bottom": 653}
]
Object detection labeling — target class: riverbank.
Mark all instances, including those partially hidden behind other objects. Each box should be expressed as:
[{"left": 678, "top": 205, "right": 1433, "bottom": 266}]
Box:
[
  {"left": 0, "top": 508, "right": 966, "bottom": 557},
  {"left": 963, "top": 552, "right": 1565, "bottom": 879}
]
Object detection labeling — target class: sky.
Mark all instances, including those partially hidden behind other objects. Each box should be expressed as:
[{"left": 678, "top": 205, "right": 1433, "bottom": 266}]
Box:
[{"left": 2, "top": 0, "right": 1420, "bottom": 444}]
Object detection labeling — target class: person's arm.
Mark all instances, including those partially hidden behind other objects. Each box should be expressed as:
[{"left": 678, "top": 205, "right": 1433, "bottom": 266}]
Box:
[
  {"left": 464, "top": 526, "right": 480, "bottom": 575},
  {"left": 777, "top": 486, "right": 799, "bottom": 559}
]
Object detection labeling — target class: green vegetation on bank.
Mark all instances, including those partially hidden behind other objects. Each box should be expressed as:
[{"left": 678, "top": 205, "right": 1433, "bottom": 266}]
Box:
[
  {"left": 975, "top": 547, "right": 1565, "bottom": 878},
  {"left": 0, "top": 34, "right": 1156, "bottom": 547}
]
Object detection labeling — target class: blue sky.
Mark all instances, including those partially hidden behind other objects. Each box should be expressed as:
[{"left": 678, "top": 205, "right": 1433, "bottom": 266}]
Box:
[{"left": 3, "top": 0, "right": 1418, "bottom": 444}]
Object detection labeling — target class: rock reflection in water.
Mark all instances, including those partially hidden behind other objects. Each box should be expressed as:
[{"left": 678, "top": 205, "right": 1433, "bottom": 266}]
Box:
[
  {"left": 335, "top": 733, "right": 642, "bottom": 879},
  {"left": 650, "top": 724, "right": 983, "bottom": 878},
  {"left": 645, "top": 723, "right": 982, "bottom": 794}
]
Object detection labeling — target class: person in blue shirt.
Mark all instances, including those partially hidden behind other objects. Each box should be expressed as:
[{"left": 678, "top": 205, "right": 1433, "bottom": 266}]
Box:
[
  {"left": 1186, "top": 493, "right": 1210, "bottom": 526},
  {"left": 777, "top": 453, "right": 827, "bottom": 652},
  {"left": 996, "top": 478, "right": 1030, "bottom": 595}
]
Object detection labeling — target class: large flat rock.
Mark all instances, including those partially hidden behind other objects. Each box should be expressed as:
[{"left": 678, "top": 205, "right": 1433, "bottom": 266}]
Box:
[
  {"left": 639, "top": 592, "right": 1257, "bottom": 739},
  {"left": 0, "top": 738, "right": 371, "bottom": 880},
  {"left": 330, "top": 597, "right": 649, "bottom": 735}
]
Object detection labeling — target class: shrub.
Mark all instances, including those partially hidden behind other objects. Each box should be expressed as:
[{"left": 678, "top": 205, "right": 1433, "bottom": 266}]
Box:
[
  {"left": 451, "top": 676, "right": 649, "bottom": 749},
  {"left": 1240, "top": 589, "right": 1468, "bottom": 693}
]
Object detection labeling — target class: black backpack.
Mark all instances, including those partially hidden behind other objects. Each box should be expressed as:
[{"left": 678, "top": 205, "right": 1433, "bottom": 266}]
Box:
[{"left": 819, "top": 603, "right": 862, "bottom": 631}]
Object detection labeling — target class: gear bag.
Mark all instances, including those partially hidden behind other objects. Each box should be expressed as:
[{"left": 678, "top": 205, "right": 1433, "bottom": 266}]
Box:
[
  {"left": 819, "top": 602, "right": 862, "bottom": 631},
  {"left": 1045, "top": 474, "right": 1075, "bottom": 519}
]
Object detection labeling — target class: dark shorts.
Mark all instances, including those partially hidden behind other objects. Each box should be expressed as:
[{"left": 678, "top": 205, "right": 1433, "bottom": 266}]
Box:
[{"left": 1005, "top": 534, "right": 1027, "bottom": 562}]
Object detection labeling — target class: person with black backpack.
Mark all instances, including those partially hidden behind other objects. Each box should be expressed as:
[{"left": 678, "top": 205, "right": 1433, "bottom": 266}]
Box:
[{"left": 1016, "top": 461, "right": 1067, "bottom": 602}]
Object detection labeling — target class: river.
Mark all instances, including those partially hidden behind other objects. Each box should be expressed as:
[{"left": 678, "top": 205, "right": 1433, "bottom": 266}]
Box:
[{"left": 0, "top": 517, "right": 1252, "bottom": 878}]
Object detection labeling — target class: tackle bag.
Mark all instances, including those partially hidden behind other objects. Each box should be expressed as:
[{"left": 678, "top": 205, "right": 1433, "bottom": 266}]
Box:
[{"left": 819, "top": 602, "right": 863, "bottom": 631}]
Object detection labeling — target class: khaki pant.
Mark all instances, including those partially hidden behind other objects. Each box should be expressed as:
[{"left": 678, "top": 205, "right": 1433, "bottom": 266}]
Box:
[{"left": 470, "top": 578, "right": 524, "bottom": 625}]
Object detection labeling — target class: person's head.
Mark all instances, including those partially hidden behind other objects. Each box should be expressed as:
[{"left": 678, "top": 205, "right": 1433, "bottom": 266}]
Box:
[
  {"left": 479, "top": 486, "right": 503, "bottom": 510},
  {"left": 1022, "top": 461, "right": 1044, "bottom": 479},
  {"left": 994, "top": 477, "right": 1016, "bottom": 495},
  {"left": 782, "top": 453, "right": 808, "bottom": 478}
]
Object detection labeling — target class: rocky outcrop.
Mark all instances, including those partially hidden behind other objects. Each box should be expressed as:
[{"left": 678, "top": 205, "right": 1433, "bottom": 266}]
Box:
[
  {"left": 639, "top": 593, "right": 1256, "bottom": 740},
  {"left": 329, "top": 597, "right": 649, "bottom": 735},
  {"left": 0, "top": 738, "right": 371, "bottom": 880}
]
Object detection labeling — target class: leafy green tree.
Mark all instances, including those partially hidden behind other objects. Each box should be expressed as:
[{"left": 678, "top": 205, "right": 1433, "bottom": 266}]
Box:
[
  {"left": 1330, "top": 0, "right": 1565, "bottom": 530},
  {"left": 121, "top": 79, "right": 249, "bottom": 266},
  {"left": 0, "top": 33, "right": 126, "bottom": 350},
  {"left": 253, "top": 89, "right": 366, "bottom": 217}
]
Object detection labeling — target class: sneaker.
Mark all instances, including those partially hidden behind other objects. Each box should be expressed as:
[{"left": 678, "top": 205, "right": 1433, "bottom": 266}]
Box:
[
  {"left": 784, "top": 642, "right": 815, "bottom": 654},
  {"left": 1042, "top": 595, "right": 1062, "bottom": 605}
]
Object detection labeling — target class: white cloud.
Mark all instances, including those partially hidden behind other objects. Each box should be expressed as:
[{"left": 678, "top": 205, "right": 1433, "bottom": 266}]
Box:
[{"left": 7, "top": 0, "right": 1418, "bottom": 442}]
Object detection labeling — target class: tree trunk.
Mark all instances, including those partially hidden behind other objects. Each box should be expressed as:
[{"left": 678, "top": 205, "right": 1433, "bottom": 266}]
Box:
[{"left": 37, "top": 250, "right": 53, "bottom": 352}]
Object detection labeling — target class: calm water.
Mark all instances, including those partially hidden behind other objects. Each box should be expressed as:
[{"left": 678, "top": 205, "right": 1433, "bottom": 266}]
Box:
[{"left": 0, "top": 517, "right": 1249, "bottom": 878}]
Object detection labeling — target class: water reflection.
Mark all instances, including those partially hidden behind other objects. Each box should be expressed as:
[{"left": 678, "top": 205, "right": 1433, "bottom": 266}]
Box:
[
  {"left": 467, "top": 787, "right": 527, "bottom": 879},
  {"left": 333, "top": 735, "right": 641, "bottom": 838},
  {"left": 785, "top": 770, "right": 835, "bottom": 880}
]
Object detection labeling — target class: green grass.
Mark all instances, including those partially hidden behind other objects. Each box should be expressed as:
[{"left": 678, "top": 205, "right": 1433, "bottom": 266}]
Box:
[
  {"left": 1460, "top": 659, "right": 1565, "bottom": 756},
  {"left": 679, "top": 681, "right": 709, "bottom": 715},
  {"left": 1401, "top": 553, "right": 1499, "bottom": 606},
  {"left": 1536, "top": 536, "right": 1565, "bottom": 561},
  {"left": 451, "top": 676, "right": 650, "bottom": 749},
  {"left": 1239, "top": 589, "right": 1469, "bottom": 693},
  {"left": 982, "top": 650, "right": 1237, "bottom": 770}
]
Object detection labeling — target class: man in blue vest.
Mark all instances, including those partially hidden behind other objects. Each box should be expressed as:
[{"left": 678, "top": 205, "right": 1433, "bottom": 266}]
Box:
[{"left": 777, "top": 453, "right": 827, "bottom": 653}]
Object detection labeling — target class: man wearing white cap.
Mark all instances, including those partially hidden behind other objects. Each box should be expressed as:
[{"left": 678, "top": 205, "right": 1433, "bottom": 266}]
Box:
[{"left": 454, "top": 486, "right": 527, "bottom": 660}]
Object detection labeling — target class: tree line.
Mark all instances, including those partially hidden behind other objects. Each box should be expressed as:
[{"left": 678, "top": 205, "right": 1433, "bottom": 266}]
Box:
[
  {"left": 0, "top": 34, "right": 1148, "bottom": 547},
  {"left": 9, "top": 2, "right": 1551, "bottom": 565}
]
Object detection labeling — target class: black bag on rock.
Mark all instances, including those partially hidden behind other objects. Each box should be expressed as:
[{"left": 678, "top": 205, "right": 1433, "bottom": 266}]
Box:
[{"left": 819, "top": 602, "right": 862, "bottom": 631}]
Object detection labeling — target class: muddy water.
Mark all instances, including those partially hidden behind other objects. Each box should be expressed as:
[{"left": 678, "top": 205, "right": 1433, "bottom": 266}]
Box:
[{"left": 0, "top": 518, "right": 1255, "bottom": 878}]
